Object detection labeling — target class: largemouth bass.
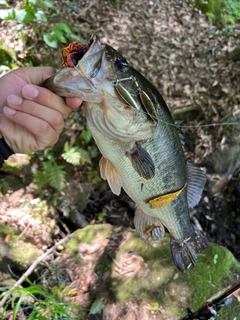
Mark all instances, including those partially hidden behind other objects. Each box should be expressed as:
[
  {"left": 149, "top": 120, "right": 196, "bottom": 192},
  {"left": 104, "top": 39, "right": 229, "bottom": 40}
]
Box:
[{"left": 42, "top": 35, "right": 208, "bottom": 272}]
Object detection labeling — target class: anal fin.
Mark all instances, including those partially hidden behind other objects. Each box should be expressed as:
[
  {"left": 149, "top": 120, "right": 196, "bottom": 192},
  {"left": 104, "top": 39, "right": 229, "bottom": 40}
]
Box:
[
  {"left": 126, "top": 143, "right": 155, "bottom": 180},
  {"left": 99, "top": 156, "right": 122, "bottom": 195},
  {"left": 134, "top": 207, "right": 165, "bottom": 241}
]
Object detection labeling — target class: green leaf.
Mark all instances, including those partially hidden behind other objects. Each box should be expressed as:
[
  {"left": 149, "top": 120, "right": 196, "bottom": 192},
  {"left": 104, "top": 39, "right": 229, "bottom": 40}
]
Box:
[
  {"left": 29, "top": 0, "right": 38, "bottom": 5},
  {"left": 81, "top": 129, "right": 92, "bottom": 143},
  {"left": 56, "top": 22, "right": 72, "bottom": 34},
  {"left": 52, "top": 27, "right": 67, "bottom": 43},
  {"left": 13, "top": 9, "right": 28, "bottom": 23},
  {"left": 42, "top": 0, "right": 55, "bottom": 9},
  {"left": 35, "top": 10, "right": 48, "bottom": 22},
  {"left": 32, "top": 26, "right": 41, "bottom": 35},
  {"left": 132, "top": 30, "right": 140, "bottom": 38},
  {"left": 42, "top": 32, "right": 58, "bottom": 48},
  {"left": 89, "top": 298, "right": 104, "bottom": 315}
]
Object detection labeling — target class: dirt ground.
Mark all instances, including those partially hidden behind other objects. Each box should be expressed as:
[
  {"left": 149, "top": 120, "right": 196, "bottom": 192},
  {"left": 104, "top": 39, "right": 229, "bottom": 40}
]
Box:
[{"left": 1, "top": 0, "right": 240, "bottom": 276}]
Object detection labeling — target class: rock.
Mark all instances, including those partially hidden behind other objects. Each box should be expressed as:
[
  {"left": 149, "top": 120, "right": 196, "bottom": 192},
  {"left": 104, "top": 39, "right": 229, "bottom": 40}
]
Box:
[
  {"left": 61, "top": 224, "right": 240, "bottom": 319},
  {"left": 0, "top": 224, "right": 43, "bottom": 287}
]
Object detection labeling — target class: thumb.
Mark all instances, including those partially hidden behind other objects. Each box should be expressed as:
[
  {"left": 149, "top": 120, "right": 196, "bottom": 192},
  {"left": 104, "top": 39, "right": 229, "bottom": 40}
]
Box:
[{"left": 20, "top": 67, "right": 56, "bottom": 85}]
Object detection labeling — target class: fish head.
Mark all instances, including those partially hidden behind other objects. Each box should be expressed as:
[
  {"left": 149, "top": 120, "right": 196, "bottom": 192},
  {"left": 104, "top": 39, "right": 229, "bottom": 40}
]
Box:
[
  {"left": 42, "top": 35, "right": 157, "bottom": 142},
  {"left": 41, "top": 35, "right": 126, "bottom": 103}
]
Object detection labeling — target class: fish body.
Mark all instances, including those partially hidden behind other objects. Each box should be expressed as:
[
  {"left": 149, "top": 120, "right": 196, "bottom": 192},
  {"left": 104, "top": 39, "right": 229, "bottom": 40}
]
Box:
[{"left": 42, "top": 36, "right": 208, "bottom": 271}]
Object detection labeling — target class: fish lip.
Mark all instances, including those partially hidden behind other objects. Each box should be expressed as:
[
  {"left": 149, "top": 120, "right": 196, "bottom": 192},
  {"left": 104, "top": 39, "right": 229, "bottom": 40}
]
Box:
[
  {"left": 41, "top": 35, "right": 106, "bottom": 98},
  {"left": 81, "top": 34, "right": 105, "bottom": 60}
]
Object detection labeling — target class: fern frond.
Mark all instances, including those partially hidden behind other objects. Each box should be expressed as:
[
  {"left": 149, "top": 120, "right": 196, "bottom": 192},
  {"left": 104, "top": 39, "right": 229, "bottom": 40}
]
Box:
[
  {"left": 33, "top": 170, "right": 49, "bottom": 191},
  {"left": 47, "top": 165, "right": 66, "bottom": 191},
  {"left": 62, "top": 142, "right": 91, "bottom": 165}
]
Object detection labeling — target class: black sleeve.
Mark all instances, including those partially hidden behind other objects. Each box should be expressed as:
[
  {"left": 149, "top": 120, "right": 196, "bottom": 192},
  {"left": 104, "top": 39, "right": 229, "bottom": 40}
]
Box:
[{"left": 0, "top": 137, "right": 14, "bottom": 168}]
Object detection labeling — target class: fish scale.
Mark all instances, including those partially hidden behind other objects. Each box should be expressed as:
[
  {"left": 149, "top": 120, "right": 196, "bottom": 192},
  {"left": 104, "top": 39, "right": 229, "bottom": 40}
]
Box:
[
  {"left": 41, "top": 35, "right": 208, "bottom": 272},
  {"left": 94, "top": 121, "right": 193, "bottom": 241}
]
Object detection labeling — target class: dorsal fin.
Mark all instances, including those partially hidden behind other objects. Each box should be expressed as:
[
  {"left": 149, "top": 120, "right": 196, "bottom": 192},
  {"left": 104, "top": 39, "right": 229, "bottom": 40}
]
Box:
[
  {"left": 175, "top": 120, "right": 185, "bottom": 149},
  {"left": 187, "top": 162, "right": 206, "bottom": 208}
]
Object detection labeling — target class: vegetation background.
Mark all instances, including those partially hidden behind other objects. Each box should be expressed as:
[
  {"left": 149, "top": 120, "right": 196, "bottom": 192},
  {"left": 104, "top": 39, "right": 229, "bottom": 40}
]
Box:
[{"left": 0, "top": 0, "right": 240, "bottom": 319}]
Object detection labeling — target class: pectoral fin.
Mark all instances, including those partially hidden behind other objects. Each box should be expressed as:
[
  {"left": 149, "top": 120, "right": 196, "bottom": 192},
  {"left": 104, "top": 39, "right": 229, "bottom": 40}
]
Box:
[
  {"left": 99, "top": 156, "right": 122, "bottom": 195},
  {"left": 187, "top": 162, "right": 206, "bottom": 208},
  {"left": 134, "top": 207, "right": 165, "bottom": 241},
  {"left": 148, "top": 182, "right": 187, "bottom": 209},
  {"left": 126, "top": 143, "right": 155, "bottom": 179}
]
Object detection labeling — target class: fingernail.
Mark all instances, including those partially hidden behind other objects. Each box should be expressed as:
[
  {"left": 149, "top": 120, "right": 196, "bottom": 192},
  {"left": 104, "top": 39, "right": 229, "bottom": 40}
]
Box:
[
  {"left": 3, "top": 106, "right": 17, "bottom": 116},
  {"left": 7, "top": 94, "right": 22, "bottom": 106},
  {"left": 22, "top": 85, "right": 39, "bottom": 99}
]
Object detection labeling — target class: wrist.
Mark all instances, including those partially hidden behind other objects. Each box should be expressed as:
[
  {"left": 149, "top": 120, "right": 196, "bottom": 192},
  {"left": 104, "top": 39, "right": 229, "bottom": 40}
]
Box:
[{"left": 0, "top": 136, "right": 15, "bottom": 168}]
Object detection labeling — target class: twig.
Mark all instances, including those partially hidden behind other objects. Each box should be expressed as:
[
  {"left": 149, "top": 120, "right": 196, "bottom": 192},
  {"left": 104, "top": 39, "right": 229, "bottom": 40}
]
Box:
[
  {"left": 16, "top": 221, "right": 31, "bottom": 240},
  {"left": 0, "top": 232, "right": 74, "bottom": 308}
]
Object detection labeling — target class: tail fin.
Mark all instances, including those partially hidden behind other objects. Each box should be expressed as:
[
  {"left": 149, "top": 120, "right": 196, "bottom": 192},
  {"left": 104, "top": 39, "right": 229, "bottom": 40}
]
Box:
[{"left": 170, "top": 227, "right": 208, "bottom": 272}]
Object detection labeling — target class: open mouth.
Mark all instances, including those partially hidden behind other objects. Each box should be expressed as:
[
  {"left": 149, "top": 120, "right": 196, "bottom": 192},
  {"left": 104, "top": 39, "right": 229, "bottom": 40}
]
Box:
[{"left": 61, "top": 38, "right": 94, "bottom": 68}]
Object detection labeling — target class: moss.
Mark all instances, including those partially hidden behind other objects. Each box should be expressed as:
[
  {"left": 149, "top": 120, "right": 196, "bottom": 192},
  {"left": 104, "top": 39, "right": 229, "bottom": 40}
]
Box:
[
  {"left": 0, "top": 39, "right": 19, "bottom": 69},
  {"left": 64, "top": 224, "right": 113, "bottom": 255},
  {"left": 176, "top": 243, "right": 240, "bottom": 317},
  {"left": 5, "top": 240, "right": 42, "bottom": 269},
  {"left": 61, "top": 225, "right": 240, "bottom": 318},
  {"left": 104, "top": 231, "right": 240, "bottom": 317},
  {"left": 0, "top": 224, "right": 20, "bottom": 238}
]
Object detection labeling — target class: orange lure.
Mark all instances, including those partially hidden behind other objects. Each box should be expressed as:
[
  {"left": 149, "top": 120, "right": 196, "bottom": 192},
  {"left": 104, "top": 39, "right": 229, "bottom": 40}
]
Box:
[{"left": 61, "top": 41, "right": 90, "bottom": 68}]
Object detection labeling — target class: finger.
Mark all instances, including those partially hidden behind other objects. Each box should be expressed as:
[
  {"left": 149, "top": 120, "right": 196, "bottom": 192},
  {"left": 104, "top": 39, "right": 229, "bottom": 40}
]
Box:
[
  {"left": 2, "top": 107, "right": 60, "bottom": 150},
  {"left": 0, "top": 67, "right": 56, "bottom": 111},
  {"left": 6, "top": 96, "right": 65, "bottom": 134},
  {"left": 65, "top": 97, "right": 83, "bottom": 108},
  {"left": 21, "top": 84, "right": 72, "bottom": 119},
  {"left": 16, "top": 66, "right": 56, "bottom": 85},
  {"left": 0, "top": 114, "right": 34, "bottom": 153}
]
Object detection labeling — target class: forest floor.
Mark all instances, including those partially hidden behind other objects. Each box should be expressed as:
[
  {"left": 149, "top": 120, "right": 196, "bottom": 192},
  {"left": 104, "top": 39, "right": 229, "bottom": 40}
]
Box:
[{"left": 0, "top": 0, "right": 240, "bottom": 318}]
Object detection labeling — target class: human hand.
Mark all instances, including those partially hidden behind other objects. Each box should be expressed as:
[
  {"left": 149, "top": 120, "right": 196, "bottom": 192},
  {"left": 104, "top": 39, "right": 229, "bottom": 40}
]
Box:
[{"left": 0, "top": 67, "right": 82, "bottom": 154}]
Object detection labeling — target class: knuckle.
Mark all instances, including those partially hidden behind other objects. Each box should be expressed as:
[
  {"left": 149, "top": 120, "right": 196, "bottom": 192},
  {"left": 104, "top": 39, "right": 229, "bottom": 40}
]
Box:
[
  {"left": 40, "top": 120, "right": 52, "bottom": 134},
  {"left": 52, "top": 113, "right": 64, "bottom": 128}
]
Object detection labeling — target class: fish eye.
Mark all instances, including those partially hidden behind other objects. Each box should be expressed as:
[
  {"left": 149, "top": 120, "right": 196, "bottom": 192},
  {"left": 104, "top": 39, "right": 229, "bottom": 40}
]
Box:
[{"left": 114, "top": 57, "right": 129, "bottom": 72}]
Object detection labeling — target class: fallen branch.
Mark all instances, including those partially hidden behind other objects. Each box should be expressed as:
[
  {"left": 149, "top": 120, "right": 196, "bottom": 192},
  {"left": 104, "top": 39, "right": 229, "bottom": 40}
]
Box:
[{"left": 0, "top": 232, "right": 74, "bottom": 308}]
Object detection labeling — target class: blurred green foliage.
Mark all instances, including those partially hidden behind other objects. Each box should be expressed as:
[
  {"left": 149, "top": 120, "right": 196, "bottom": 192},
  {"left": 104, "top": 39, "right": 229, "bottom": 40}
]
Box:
[
  {"left": 3, "top": 0, "right": 81, "bottom": 48},
  {"left": 0, "top": 278, "right": 83, "bottom": 319},
  {"left": 0, "top": 276, "right": 104, "bottom": 319},
  {"left": 193, "top": 0, "right": 240, "bottom": 26}
]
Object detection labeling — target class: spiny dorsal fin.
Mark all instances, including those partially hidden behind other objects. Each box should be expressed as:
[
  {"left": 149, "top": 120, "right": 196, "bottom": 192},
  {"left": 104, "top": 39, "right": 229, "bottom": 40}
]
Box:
[
  {"left": 175, "top": 120, "right": 185, "bottom": 149},
  {"left": 99, "top": 156, "right": 122, "bottom": 195},
  {"left": 187, "top": 162, "right": 206, "bottom": 208}
]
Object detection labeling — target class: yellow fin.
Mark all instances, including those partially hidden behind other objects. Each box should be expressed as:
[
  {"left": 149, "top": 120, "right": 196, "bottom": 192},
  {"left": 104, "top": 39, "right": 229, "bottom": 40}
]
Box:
[
  {"left": 149, "top": 182, "right": 187, "bottom": 209},
  {"left": 99, "top": 156, "right": 122, "bottom": 195}
]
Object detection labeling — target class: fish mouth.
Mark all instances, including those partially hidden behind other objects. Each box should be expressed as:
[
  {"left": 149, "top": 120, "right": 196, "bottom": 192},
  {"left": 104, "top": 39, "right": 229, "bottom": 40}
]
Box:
[{"left": 41, "top": 35, "right": 108, "bottom": 102}]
